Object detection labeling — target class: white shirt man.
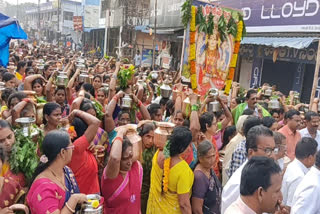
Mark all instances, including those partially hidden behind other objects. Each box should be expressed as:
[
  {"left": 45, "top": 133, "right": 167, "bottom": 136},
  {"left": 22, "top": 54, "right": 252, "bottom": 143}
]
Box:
[
  {"left": 299, "top": 112, "right": 320, "bottom": 151},
  {"left": 222, "top": 160, "right": 247, "bottom": 213},
  {"left": 281, "top": 158, "right": 309, "bottom": 207},
  {"left": 282, "top": 137, "right": 318, "bottom": 208},
  {"left": 221, "top": 125, "right": 276, "bottom": 214},
  {"left": 291, "top": 166, "right": 320, "bottom": 214},
  {"left": 300, "top": 128, "right": 320, "bottom": 150}
]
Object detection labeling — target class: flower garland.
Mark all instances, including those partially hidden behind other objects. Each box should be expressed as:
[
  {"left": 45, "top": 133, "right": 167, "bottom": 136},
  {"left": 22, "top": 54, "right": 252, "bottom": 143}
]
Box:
[
  {"left": 189, "top": 5, "right": 197, "bottom": 90},
  {"left": 162, "top": 140, "right": 171, "bottom": 192},
  {"left": 224, "top": 17, "right": 244, "bottom": 95}
]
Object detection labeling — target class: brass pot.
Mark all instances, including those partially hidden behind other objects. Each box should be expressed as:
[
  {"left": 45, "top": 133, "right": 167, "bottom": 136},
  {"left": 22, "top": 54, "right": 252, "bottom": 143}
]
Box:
[{"left": 154, "top": 122, "right": 175, "bottom": 150}]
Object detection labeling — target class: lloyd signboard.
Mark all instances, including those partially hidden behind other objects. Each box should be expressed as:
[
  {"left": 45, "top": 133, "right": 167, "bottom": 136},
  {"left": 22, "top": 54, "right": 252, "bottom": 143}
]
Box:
[{"left": 223, "top": 0, "right": 320, "bottom": 32}]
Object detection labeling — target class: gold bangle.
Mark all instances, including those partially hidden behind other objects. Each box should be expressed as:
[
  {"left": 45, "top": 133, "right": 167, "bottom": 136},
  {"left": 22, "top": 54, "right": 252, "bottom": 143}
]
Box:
[{"left": 65, "top": 202, "right": 75, "bottom": 213}]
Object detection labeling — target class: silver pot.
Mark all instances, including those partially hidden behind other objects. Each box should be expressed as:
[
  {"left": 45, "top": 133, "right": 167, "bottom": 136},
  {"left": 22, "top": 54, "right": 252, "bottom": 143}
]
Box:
[
  {"left": 208, "top": 87, "right": 219, "bottom": 99},
  {"left": 56, "top": 75, "right": 68, "bottom": 87},
  {"left": 268, "top": 99, "right": 280, "bottom": 109},
  {"left": 77, "top": 63, "right": 86, "bottom": 70},
  {"left": 79, "top": 194, "right": 103, "bottom": 214},
  {"left": 79, "top": 74, "right": 90, "bottom": 83},
  {"left": 160, "top": 84, "right": 172, "bottom": 98},
  {"left": 15, "top": 117, "right": 36, "bottom": 137},
  {"left": 208, "top": 101, "right": 221, "bottom": 112},
  {"left": 121, "top": 94, "right": 132, "bottom": 109},
  {"left": 264, "top": 87, "right": 273, "bottom": 97}
]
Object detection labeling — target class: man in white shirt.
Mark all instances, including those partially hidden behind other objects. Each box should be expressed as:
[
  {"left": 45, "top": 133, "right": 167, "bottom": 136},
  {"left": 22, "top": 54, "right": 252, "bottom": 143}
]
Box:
[
  {"left": 299, "top": 111, "right": 320, "bottom": 150},
  {"left": 225, "top": 156, "right": 286, "bottom": 214},
  {"left": 291, "top": 150, "right": 320, "bottom": 214},
  {"left": 281, "top": 137, "right": 317, "bottom": 209},
  {"left": 221, "top": 125, "right": 277, "bottom": 213},
  {"left": 134, "top": 50, "right": 142, "bottom": 67}
]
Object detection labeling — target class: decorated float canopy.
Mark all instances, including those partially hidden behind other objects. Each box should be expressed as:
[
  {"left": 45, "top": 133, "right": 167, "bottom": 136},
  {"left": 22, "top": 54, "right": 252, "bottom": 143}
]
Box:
[{"left": 181, "top": 0, "right": 246, "bottom": 95}]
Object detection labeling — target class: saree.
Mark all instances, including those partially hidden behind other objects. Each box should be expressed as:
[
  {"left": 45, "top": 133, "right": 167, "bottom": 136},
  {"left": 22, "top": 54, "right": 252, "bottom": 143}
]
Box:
[
  {"left": 147, "top": 150, "right": 194, "bottom": 214},
  {"left": 0, "top": 175, "right": 25, "bottom": 208},
  {"left": 27, "top": 166, "right": 80, "bottom": 214},
  {"left": 101, "top": 161, "right": 143, "bottom": 214}
]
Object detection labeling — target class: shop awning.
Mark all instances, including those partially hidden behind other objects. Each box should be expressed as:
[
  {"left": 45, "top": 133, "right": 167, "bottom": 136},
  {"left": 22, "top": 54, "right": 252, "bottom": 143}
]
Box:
[
  {"left": 241, "top": 37, "right": 319, "bottom": 49},
  {"left": 135, "top": 25, "right": 183, "bottom": 35}
]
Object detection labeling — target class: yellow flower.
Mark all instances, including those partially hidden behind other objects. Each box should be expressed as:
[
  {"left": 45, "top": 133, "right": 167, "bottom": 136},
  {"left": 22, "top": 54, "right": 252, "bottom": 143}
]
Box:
[
  {"left": 191, "top": 74, "right": 197, "bottom": 90},
  {"left": 189, "top": 44, "right": 196, "bottom": 61},
  {"left": 129, "top": 65, "right": 135, "bottom": 71},
  {"left": 91, "top": 200, "right": 100, "bottom": 209},
  {"left": 163, "top": 158, "right": 171, "bottom": 192},
  {"left": 190, "top": 6, "right": 196, "bottom": 32}
]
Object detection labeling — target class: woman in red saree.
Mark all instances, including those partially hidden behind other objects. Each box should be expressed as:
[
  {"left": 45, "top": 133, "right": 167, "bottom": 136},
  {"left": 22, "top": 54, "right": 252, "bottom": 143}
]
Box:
[{"left": 101, "top": 125, "right": 142, "bottom": 214}]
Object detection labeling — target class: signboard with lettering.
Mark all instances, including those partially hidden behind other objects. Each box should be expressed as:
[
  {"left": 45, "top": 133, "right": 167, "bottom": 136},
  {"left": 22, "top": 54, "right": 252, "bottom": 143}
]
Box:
[
  {"left": 250, "top": 58, "right": 263, "bottom": 88},
  {"left": 84, "top": 5, "right": 100, "bottom": 28},
  {"left": 291, "top": 63, "right": 306, "bottom": 93},
  {"left": 150, "top": 0, "right": 185, "bottom": 28},
  {"left": 240, "top": 43, "right": 318, "bottom": 64},
  {"left": 73, "top": 16, "right": 83, "bottom": 31},
  {"left": 223, "top": 0, "right": 320, "bottom": 33}
]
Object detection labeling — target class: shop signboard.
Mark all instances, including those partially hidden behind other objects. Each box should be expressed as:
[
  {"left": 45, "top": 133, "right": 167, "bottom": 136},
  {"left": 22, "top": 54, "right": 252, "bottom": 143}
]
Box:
[
  {"left": 250, "top": 58, "right": 263, "bottom": 88},
  {"left": 150, "top": 0, "right": 185, "bottom": 28},
  {"left": 291, "top": 63, "right": 306, "bottom": 93},
  {"left": 84, "top": 5, "right": 100, "bottom": 28},
  {"left": 142, "top": 49, "right": 154, "bottom": 67},
  {"left": 223, "top": 0, "right": 320, "bottom": 33},
  {"left": 240, "top": 44, "right": 318, "bottom": 64},
  {"left": 73, "top": 16, "right": 83, "bottom": 31}
]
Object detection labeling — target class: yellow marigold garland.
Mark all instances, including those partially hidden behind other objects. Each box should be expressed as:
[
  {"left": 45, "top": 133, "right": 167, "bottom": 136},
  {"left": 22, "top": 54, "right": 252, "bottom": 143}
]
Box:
[
  {"left": 225, "top": 17, "right": 244, "bottom": 95},
  {"left": 163, "top": 157, "right": 171, "bottom": 192},
  {"left": 190, "top": 6, "right": 196, "bottom": 32},
  {"left": 235, "top": 20, "right": 243, "bottom": 42},
  {"left": 189, "top": 5, "right": 197, "bottom": 90}
]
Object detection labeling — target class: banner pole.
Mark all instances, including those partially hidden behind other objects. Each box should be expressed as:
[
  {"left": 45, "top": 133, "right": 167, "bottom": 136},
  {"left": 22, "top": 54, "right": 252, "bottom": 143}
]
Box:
[{"left": 310, "top": 40, "right": 320, "bottom": 109}]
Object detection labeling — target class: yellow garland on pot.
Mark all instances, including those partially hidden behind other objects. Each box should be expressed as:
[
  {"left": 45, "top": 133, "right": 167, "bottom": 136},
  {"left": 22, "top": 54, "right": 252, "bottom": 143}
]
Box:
[
  {"left": 191, "top": 73, "right": 197, "bottom": 90},
  {"left": 163, "top": 157, "right": 171, "bottom": 192},
  {"left": 188, "top": 5, "right": 197, "bottom": 90}
]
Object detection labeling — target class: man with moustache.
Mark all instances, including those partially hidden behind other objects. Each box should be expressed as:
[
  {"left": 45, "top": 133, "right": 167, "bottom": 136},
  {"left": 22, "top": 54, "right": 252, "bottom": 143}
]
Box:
[
  {"left": 225, "top": 156, "right": 288, "bottom": 214},
  {"left": 300, "top": 111, "right": 320, "bottom": 151},
  {"left": 222, "top": 125, "right": 281, "bottom": 213}
]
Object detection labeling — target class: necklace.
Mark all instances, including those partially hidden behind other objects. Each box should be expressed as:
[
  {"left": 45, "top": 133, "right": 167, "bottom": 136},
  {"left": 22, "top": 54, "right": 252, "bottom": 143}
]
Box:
[{"left": 48, "top": 167, "right": 67, "bottom": 191}]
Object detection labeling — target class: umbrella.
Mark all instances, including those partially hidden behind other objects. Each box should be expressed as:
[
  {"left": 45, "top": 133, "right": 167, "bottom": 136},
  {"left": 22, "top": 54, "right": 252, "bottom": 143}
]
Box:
[{"left": 0, "top": 13, "right": 28, "bottom": 67}]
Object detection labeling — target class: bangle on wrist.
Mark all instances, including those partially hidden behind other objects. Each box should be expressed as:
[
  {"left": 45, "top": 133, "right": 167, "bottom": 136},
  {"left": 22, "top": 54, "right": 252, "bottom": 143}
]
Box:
[
  {"left": 137, "top": 100, "right": 142, "bottom": 108},
  {"left": 65, "top": 202, "right": 75, "bottom": 213},
  {"left": 113, "top": 136, "right": 123, "bottom": 144},
  {"left": 113, "top": 96, "right": 118, "bottom": 102},
  {"left": 191, "top": 104, "right": 199, "bottom": 112},
  {"left": 22, "top": 98, "right": 30, "bottom": 103}
]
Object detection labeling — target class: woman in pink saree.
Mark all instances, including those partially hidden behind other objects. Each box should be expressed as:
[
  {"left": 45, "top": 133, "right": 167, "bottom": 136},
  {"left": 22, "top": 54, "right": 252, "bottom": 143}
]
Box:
[
  {"left": 101, "top": 125, "right": 142, "bottom": 214},
  {"left": 27, "top": 130, "right": 87, "bottom": 214}
]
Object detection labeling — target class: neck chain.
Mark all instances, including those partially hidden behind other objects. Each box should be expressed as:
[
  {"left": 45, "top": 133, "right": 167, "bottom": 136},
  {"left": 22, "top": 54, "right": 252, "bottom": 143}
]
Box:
[{"left": 48, "top": 167, "right": 67, "bottom": 191}]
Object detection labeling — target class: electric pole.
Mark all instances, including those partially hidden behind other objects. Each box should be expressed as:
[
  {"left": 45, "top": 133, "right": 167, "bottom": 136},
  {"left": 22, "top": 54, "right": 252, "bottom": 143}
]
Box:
[{"left": 38, "top": 0, "right": 40, "bottom": 41}]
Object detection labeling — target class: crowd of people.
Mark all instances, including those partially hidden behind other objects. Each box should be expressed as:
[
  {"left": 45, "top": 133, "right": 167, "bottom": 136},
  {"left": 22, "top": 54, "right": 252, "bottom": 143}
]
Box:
[{"left": 0, "top": 41, "right": 320, "bottom": 214}]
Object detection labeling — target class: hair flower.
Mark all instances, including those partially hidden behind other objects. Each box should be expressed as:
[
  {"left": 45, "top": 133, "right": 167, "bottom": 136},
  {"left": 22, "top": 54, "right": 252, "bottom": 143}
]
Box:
[{"left": 40, "top": 155, "right": 48, "bottom": 163}]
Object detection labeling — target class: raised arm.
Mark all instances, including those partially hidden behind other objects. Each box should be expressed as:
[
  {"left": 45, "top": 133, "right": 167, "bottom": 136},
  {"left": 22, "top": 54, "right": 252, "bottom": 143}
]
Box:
[
  {"left": 69, "top": 109, "right": 100, "bottom": 143},
  {"left": 24, "top": 74, "right": 46, "bottom": 91},
  {"left": 108, "top": 62, "right": 121, "bottom": 102},
  {"left": 131, "top": 94, "right": 151, "bottom": 120},
  {"left": 105, "top": 127, "right": 127, "bottom": 179},
  {"left": 217, "top": 96, "right": 233, "bottom": 129},
  {"left": 189, "top": 94, "right": 200, "bottom": 143},
  {"left": 66, "top": 68, "right": 81, "bottom": 102}
]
